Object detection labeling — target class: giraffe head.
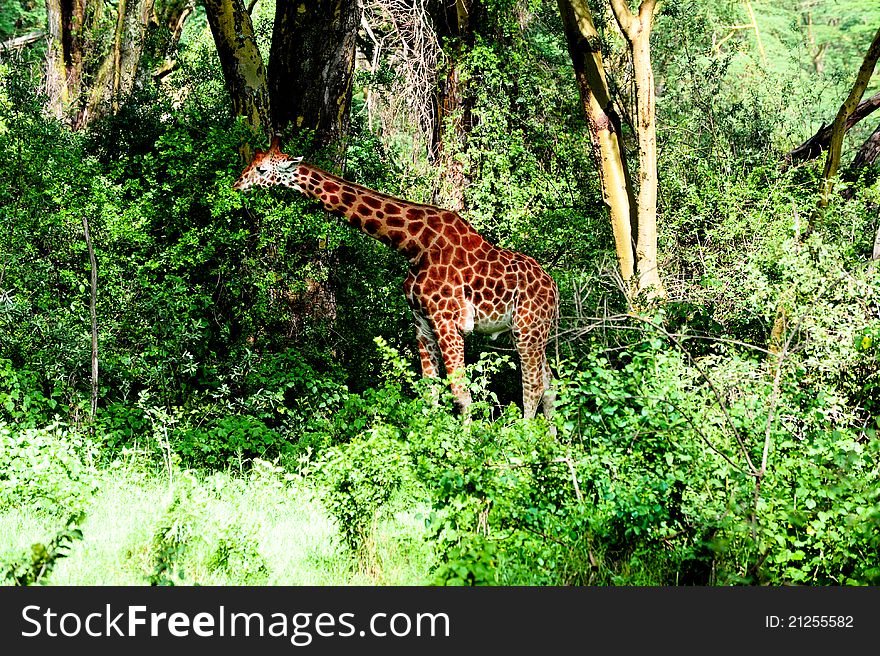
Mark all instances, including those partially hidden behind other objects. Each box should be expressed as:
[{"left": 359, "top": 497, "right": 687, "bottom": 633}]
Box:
[{"left": 233, "top": 137, "right": 303, "bottom": 192}]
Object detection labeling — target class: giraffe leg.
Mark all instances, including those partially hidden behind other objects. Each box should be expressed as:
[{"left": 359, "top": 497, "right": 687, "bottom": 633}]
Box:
[
  {"left": 412, "top": 309, "right": 442, "bottom": 378},
  {"left": 513, "top": 303, "right": 553, "bottom": 421},
  {"left": 434, "top": 321, "right": 472, "bottom": 416},
  {"left": 405, "top": 274, "right": 443, "bottom": 380},
  {"left": 516, "top": 346, "right": 548, "bottom": 420}
]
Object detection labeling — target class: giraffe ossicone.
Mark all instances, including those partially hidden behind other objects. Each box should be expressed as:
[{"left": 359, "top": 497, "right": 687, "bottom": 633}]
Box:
[{"left": 234, "top": 137, "right": 559, "bottom": 421}]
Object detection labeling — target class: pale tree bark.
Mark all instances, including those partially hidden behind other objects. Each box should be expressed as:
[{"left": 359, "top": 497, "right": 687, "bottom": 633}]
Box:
[
  {"left": 203, "top": 0, "right": 272, "bottom": 150},
  {"left": 608, "top": 0, "right": 664, "bottom": 298},
  {"left": 557, "top": 0, "right": 636, "bottom": 286},
  {"left": 819, "top": 26, "right": 880, "bottom": 209}
]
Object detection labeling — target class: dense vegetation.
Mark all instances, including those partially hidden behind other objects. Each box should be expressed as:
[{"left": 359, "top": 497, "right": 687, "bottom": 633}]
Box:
[{"left": 1, "top": 0, "right": 879, "bottom": 586}]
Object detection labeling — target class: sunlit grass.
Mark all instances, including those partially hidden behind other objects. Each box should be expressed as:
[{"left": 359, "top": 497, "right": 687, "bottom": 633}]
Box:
[{"left": 1, "top": 462, "right": 432, "bottom": 586}]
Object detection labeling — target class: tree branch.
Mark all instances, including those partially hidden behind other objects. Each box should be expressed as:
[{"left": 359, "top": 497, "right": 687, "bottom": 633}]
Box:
[
  {"left": 786, "top": 91, "right": 880, "bottom": 165},
  {"left": 0, "top": 30, "right": 45, "bottom": 50},
  {"left": 638, "top": 0, "right": 658, "bottom": 24},
  {"left": 82, "top": 217, "right": 99, "bottom": 426},
  {"left": 607, "top": 0, "right": 635, "bottom": 37},
  {"left": 819, "top": 26, "right": 880, "bottom": 208}
]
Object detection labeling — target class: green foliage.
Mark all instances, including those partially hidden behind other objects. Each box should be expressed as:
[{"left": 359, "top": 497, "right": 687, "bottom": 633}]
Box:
[
  {"left": 0, "top": 423, "right": 98, "bottom": 515},
  {"left": 2, "top": 0, "right": 880, "bottom": 588},
  {"left": 554, "top": 332, "right": 880, "bottom": 585},
  {"left": 0, "top": 360, "right": 65, "bottom": 426},
  {"left": 0, "top": 0, "right": 44, "bottom": 41},
  {"left": 455, "top": 10, "right": 607, "bottom": 268},
  {"left": 752, "top": 424, "right": 880, "bottom": 584},
  {"left": 411, "top": 408, "right": 571, "bottom": 585},
  {"left": 144, "top": 473, "right": 206, "bottom": 586},
  {"left": 313, "top": 426, "right": 410, "bottom": 570},
  {"left": 176, "top": 416, "right": 285, "bottom": 468},
  {"left": 205, "top": 518, "right": 270, "bottom": 584}
]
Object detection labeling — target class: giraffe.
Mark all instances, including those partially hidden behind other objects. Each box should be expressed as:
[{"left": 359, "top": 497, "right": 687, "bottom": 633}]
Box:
[{"left": 233, "top": 138, "right": 559, "bottom": 420}]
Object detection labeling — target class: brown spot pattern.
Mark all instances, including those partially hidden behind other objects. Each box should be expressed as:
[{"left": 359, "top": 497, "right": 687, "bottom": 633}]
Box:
[{"left": 236, "top": 157, "right": 559, "bottom": 422}]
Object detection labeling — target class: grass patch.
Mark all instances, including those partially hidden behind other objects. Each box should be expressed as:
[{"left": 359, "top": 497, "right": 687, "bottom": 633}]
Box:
[{"left": 1, "top": 461, "right": 432, "bottom": 586}]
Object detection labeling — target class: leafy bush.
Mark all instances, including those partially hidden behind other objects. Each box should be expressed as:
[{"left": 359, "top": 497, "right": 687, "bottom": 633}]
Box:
[
  {"left": 0, "top": 423, "right": 98, "bottom": 515},
  {"left": 313, "top": 426, "right": 410, "bottom": 573},
  {"left": 176, "top": 415, "right": 288, "bottom": 469},
  {"left": 143, "top": 472, "right": 206, "bottom": 586},
  {"left": 205, "top": 521, "right": 270, "bottom": 584},
  {"left": 0, "top": 360, "right": 65, "bottom": 426}
]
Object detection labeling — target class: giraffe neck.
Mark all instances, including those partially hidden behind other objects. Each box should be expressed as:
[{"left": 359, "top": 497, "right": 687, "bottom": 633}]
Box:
[{"left": 275, "top": 162, "right": 482, "bottom": 263}]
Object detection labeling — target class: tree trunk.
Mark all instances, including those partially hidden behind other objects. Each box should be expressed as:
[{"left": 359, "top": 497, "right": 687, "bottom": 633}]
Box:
[
  {"left": 152, "top": 0, "right": 196, "bottom": 80},
  {"left": 819, "top": 26, "right": 880, "bottom": 209},
  {"left": 80, "top": 0, "right": 156, "bottom": 126},
  {"left": 430, "top": 0, "right": 476, "bottom": 212},
  {"left": 44, "top": 0, "right": 91, "bottom": 123},
  {"left": 266, "top": 0, "right": 361, "bottom": 336},
  {"left": 44, "top": 0, "right": 172, "bottom": 128},
  {"left": 203, "top": 0, "right": 272, "bottom": 150},
  {"left": 609, "top": 0, "right": 664, "bottom": 298},
  {"left": 268, "top": 0, "right": 360, "bottom": 154},
  {"left": 851, "top": 121, "right": 880, "bottom": 170},
  {"left": 557, "top": 0, "right": 636, "bottom": 286}
]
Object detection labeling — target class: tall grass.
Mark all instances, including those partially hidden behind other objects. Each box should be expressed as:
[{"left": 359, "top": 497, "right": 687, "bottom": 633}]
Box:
[{"left": 1, "top": 462, "right": 432, "bottom": 586}]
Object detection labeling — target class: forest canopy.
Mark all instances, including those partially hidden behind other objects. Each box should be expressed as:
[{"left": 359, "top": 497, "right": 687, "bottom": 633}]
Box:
[{"left": 0, "top": 0, "right": 879, "bottom": 586}]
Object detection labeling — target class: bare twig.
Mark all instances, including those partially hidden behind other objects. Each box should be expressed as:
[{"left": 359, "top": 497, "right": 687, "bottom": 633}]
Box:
[
  {"left": 360, "top": 0, "right": 442, "bottom": 152},
  {"left": 82, "top": 217, "right": 99, "bottom": 426},
  {"left": 562, "top": 456, "right": 583, "bottom": 504},
  {"left": 361, "top": 14, "right": 381, "bottom": 132},
  {"left": 750, "top": 315, "right": 804, "bottom": 536}
]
